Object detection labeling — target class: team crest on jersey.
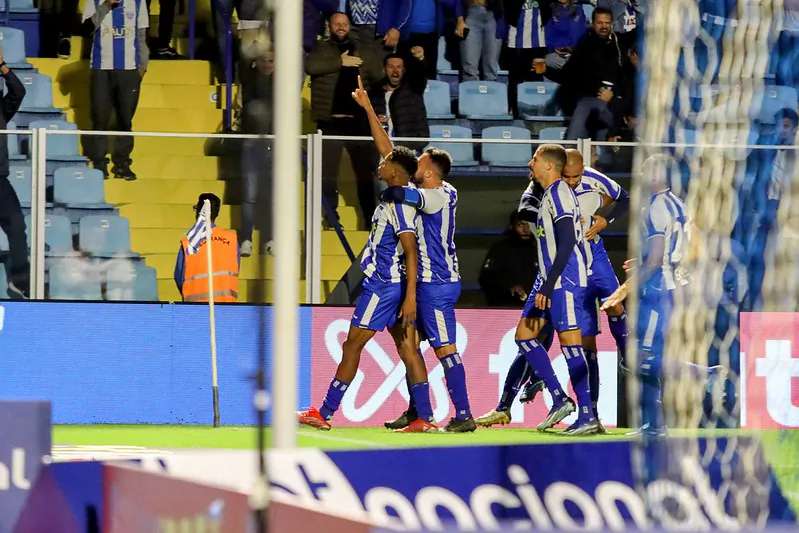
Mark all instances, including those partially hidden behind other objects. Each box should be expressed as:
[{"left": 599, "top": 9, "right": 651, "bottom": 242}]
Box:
[{"left": 533, "top": 226, "right": 545, "bottom": 238}]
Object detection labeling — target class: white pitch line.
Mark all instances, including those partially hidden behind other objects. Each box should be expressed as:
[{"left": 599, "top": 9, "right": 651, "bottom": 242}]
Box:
[{"left": 297, "top": 430, "right": 381, "bottom": 448}]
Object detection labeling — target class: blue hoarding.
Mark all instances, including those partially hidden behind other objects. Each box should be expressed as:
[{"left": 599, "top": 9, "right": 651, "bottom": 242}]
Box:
[{"left": 0, "top": 302, "right": 311, "bottom": 424}]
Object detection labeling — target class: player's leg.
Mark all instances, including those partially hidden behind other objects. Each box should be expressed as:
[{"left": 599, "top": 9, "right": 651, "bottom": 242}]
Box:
[
  {"left": 592, "top": 251, "right": 629, "bottom": 371},
  {"left": 580, "top": 288, "right": 602, "bottom": 422},
  {"left": 635, "top": 286, "right": 671, "bottom": 436},
  {"left": 475, "top": 352, "right": 533, "bottom": 427},
  {"left": 547, "top": 284, "right": 598, "bottom": 435},
  {"left": 299, "top": 279, "right": 398, "bottom": 430},
  {"left": 419, "top": 281, "right": 476, "bottom": 432},
  {"left": 519, "top": 323, "right": 553, "bottom": 403},
  {"left": 388, "top": 325, "right": 437, "bottom": 432}
]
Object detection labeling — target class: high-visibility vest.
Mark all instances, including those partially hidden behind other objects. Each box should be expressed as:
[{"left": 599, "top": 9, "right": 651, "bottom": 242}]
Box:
[{"left": 180, "top": 227, "right": 239, "bottom": 302}]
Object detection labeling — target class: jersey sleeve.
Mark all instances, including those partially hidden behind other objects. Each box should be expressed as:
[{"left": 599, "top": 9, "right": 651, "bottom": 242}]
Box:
[
  {"left": 645, "top": 198, "right": 669, "bottom": 237},
  {"left": 518, "top": 182, "right": 541, "bottom": 220},
  {"left": 418, "top": 188, "right": 448, "bottom": 214},
  {"left": 393, "top": 202, "right": 418, "bottom": 235},
  {"left": 584, "top": 167, "right": 623, "bottom": 200},
  {"left": 551, "top": 181, "right": 577, "bottom": 221}
]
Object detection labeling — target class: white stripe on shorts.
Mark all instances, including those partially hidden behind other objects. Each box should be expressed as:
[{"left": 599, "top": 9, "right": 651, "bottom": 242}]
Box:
[
  {"left": 360, "top": 293, "right": 381, "bottom": 327},
  {"left": 435, "top": 309, "right": 449, "bottom": 344},
  {"left": 643, "top": 310, "right": 660, "bottom": 350},
  {"left": 565, "top": 291, "right": 576, "bottom": 327}
]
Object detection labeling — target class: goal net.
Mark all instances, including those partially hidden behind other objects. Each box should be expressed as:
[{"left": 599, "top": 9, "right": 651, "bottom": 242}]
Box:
[{"left": 629, "top": 0, "right": 798, "bottom": 526}]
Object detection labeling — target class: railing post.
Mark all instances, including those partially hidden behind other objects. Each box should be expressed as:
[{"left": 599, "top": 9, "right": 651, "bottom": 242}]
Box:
[
  {"left": 304, "top": 133, "right": 323, "bottom": 304},
  {"left": 29, "top": 128, "right": 47, "bottom": 299}
]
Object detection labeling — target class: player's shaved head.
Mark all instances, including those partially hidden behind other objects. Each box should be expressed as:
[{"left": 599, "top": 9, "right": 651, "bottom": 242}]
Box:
[{"left": 562, "top": 149, "right": 585, "bottom": 189}]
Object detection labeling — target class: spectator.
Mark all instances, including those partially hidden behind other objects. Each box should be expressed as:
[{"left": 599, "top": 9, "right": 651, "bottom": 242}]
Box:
[
  {"left": 305, "top": 0, "right": 339, "bottom": 53},
  {"left": 544, "top": 0, "right": 587, "bottom": 71},
  {"left": 306, "top": 12, "right": 383, "bottom": 226},
  {"left": 478, "top": 210, "right": 537, "bottom": 307},
  {"left": 146, "top": 0, "right": 181, "bottom": 59},
  {"left": 456, "top": 0, "right": 503, "bottom": 81},
  {"left": 398, "top": 0, "right": 452, "bottom": 79},
  {"left": 561, "top": 7, "right": 625, "bottom": 140},
  {"left": 596, "top": 0, "right": 640, "bottom": 49},
  {"left": 238, "top": 47, "right": 274, "bottom": 258},
  {"left": 368, "top": 48, "right": 429, "bottom": 148},
  {"left": 503, "top": 0, "right": 550, "bottom": 115},
  {"left": 174, "top": 193, "right": 240, "bottom": 302},
  {"left": 82, "top": 0, "right": 149, "bottom": 181},
  {"left": 0, "top": 48, "right": 27, "bottom": 298},
  {"left": 343, "top": 0, "right": 402, "bottom": 80}
]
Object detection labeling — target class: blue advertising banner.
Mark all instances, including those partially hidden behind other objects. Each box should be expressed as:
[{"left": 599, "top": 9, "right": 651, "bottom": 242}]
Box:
[
  {"left": 267, "top": 437, "right": 796, "bottom": 530},
  {"left": 0, "top": 302, "right": 311, "bottom": 424},
  {"left": 0, "top": 401, "right": 50, "bottom": 533}
]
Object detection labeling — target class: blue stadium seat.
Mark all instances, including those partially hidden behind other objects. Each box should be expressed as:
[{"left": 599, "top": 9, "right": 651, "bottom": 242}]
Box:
[
  {"left": 79, "top": 215, "right": 136, "bottom": 258},
  {"left": 0, "top": 265, "right": 6, "bottom": 299},
  {"left": 458, "top": 81, "right": 512, "bottom": 120},
  {"left": 47, "top": 257, "right": 103, "bottom": 300},
  {"left": 481, "top": 126, "right": 532, "bottom": 167},
  {"left": 24, "top": 213, "right": 74, "bottom": 256},
  {"left": 6, "top": 120, "right": 24, "bottom": 162},
  {"left": 756, "top": 85, "right": 798, "bottom": 124},
  {"left": 538, "top": 126, "right": 566, "bottom": 140},
  {"left": 53, "top": 166, "right": 111, "bottom": 208},
  {"left": 0, "top": 27, "right": 30, "bottom": 68},
  {"left": 16, "top": 73, "right": 62, "bottom": 126},
  {"left": 7, "top": 164, "right": 30, "bottom": 207},
  {"left": 0, "top": 0, "right": 37, "bottom": 12},
  {"left": 106, "top": 260, "right": 158, "bottom": 301},
  {"left": 427, "top": 125, "right": 478, "bottom": 166},
  {"left": 424, "top": 80, "right": 454, "bottom": 120},
  {"left": 28, "top": 119, "right": 85, "bottom": 162},
  {"left": 517, "top": 81, "right": 563, "bottom": 121}
]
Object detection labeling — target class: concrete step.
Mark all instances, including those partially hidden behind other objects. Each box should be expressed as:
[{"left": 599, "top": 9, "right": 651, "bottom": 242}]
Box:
[
  {"left": 131, "top": 154, "right": 224, "bottom": 180},
  {"left": 106, "top": 179, "right": 232, "bottom": 204},
  {"left": 132, "top": 136, "right": 209, "bottom": 157},
  {"left": 64, "top": 107, "right": 223, "bottom": 133}
]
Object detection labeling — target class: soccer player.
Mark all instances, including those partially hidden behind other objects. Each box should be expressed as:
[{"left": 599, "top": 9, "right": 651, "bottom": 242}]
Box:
[
  {"left": 351, "top": 76, "right": 476, "bottom": 433},
  {"left": 477, "top": 149, "right": 630, "bottom": 430},
  {"left": 509, "top": 145, "right": 597, "bottom": 434},
  {"left": 297, "top": 143, "right": 438, "bottom": 433},
  {"left": 602, "top": 155, "right": 688, "bottom": 436}
]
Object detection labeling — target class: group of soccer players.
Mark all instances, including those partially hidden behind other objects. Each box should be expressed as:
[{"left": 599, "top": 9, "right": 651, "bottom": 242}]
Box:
[{"left": 299, "top": 74, "right": 688, "bottom": 436}]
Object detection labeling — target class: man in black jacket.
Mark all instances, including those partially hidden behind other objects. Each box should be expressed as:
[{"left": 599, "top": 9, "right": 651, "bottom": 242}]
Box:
[
  {"left": 479, "top": 210, "right": 538, "bottom": 307},
  {"left": 368, "top": 48, "right": 429, "bottom": 151},
  {"left": 560, "top": 7, "right": 626, "bottom": 140},
  {"left": 0, "top": 50, "right": 27, "bottom": 297}
]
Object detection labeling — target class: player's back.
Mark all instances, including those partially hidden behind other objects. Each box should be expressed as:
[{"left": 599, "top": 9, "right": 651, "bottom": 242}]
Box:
[
  {"left": 415, "top": 181, "right": 461, "bottom": 283},
  {"left": 536, "top": 180, "right": 588, "bottom": 288},
  {"left": 642, "top": 189, "right": 688, "bottom": 290},
  {"left": 574, "top": 167, "right": 624, "bottom": 266},
  {"left": 360, "top": 200, "right": 418, "bottom": 283}
]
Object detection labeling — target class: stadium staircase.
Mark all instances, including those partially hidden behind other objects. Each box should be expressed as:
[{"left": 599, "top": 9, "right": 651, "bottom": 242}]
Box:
[{"left": 22, "top": 40, "right": 368, "bottom": 303}]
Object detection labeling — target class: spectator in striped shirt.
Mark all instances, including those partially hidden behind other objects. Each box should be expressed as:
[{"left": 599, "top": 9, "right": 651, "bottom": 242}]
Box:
[
  {"left": 82, "top": 0, "right": 149, "bottom": 181},
  {"left": 503, "top": 0, "right": 549, "bottom": 115}
]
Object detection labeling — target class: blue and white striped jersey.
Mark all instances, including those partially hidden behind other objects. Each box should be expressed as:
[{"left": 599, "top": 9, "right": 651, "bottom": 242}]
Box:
[
  {"left": 536, "top": 180, "right": 588, "bottom": 288},
  {"left": 83, "top": 0, "right": 149, "bottom": 70},
  {"left": 360, "top": 201, "right": 419, "bottom": 283},
  {"left": 414, "top": 182, "right": 461, "bottom": 283},
  {"left": 508, "top": 1, "right": 546, "bottom": 49},
  {"left": 642, "top": 189, "right": 688, "bottom": 290},
  {"left": 572, "top": 167, "right": 624, "bottom": 268}
]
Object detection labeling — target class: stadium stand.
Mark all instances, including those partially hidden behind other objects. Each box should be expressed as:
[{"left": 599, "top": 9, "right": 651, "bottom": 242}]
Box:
[
  {"left": 538, "top": 126, "right": 567, "bottom": 140},
  {"left": 47, "top": 257, "right": 103, "bottom": 300},
  {"left": 24, "top": 213, "right": 73, "bottom": 256},
  {"left": 458, "top": 81, "right": 513, "bottom": 120},
  {"left": 7, "top": 163, "right": 30, "bottom": 207},
  {"left": 0, "top": 26, "right": 31, "bottom": 68},
  {"left": 480, "top": 126, "right": 532, "bottom": 168},
  {"left": 427, "top": 124, "right": 478, "bottom": 167},
  {"left": 78, "top": 215, "right": 137, "bottom": 258},
  {"left": 517, "top": 81, "right": 564, "bottom": 122},
  {"left": 16, "top": 72, "right": 62, "bottom": 126},
  {"left": 424, "top": 79, "right": 455, "bottom": 120}
]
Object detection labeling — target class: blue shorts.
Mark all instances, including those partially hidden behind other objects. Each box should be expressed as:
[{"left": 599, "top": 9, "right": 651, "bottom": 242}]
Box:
[
  {"left": 582, "top": 247, "right": 621, "bottom": 337},
  {"left": 417, "top": 281, "right": 461, "bottom": 348},
  {"left": 351, "top": 277, "right": 404, "bottom": 332},
  {"left": 636, "top": 283, "right": 673, "bottom": 358},
  {"left": 522, "top": 274, "right": 586, "bottom": 333}
]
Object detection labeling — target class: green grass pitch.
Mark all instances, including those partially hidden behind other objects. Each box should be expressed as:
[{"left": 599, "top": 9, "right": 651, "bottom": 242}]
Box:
[{"left": 53, "top": 425, "right": 630, "bottom": 450}]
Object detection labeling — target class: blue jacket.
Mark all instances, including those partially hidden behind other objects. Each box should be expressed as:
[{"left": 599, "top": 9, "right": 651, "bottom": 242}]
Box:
[{"left": 375, "top": 0, "right": 456, "bottom": 38}]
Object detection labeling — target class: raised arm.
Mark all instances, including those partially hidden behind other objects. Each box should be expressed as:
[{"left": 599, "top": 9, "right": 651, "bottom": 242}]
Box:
[{"left": 351, "top": 75, "right": 393, "bottom": 157}]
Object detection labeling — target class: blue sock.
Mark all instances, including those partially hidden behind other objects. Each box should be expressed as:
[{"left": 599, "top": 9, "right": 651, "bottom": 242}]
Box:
[
  {"left": 562, "top": 345, "right": 593, "bottom": 422},
  {"left": 410, "top": 382, "right": 433, "bottom": 422},
  {"left": 319, "top": 378, "right": 349, "bottom": 420},
  {"left": 639, "top": 350, "right": 663, "bottom": 429},
  {"left": 497, "top": 352, "right": 532, "bottom": 411},
  {"left": 441, "top": 353, "right": 472, "bottom": 420},
  {"left": 608, "top": 313, "right": 628, "bottom": 366},
  {"left": 585, "top": 349, "right": 599, "bottom": 417},
  {"left": 405, "top": 375, "right": 418, "bottom": 419},
  {"left": 517, "top": 339, "right": 566, "bottom": 405}
]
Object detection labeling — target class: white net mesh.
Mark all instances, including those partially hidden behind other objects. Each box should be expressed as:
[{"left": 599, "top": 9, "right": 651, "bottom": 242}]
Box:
[{"left": 630, "top": 0, "right": 799, "bottom": 526}]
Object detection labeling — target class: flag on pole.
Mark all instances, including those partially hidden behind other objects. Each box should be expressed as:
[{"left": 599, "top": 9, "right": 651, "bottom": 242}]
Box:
[{"left": 186, "top": 203, "right": 211, "bottom": 255}]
